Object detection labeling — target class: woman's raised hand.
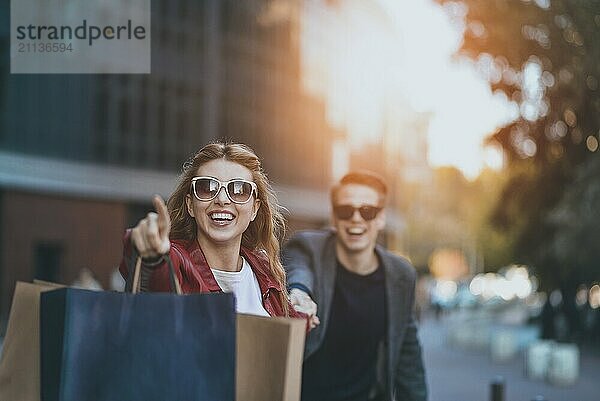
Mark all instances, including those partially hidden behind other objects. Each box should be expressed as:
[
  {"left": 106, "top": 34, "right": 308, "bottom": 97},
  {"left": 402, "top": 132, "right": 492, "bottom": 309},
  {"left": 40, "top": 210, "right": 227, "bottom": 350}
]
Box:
[{"left": 131, "top": 195, "right": 171, "bottom": 259}]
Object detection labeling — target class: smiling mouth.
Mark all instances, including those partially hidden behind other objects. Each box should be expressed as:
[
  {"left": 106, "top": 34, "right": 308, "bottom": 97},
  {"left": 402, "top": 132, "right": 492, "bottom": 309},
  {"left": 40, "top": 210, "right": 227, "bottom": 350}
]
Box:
[
  {"left": 209, "top": 212, "right": 235, "bottom": 223},
  {"left": 347, "top": 227, "right": 366, "bottom": 236}
]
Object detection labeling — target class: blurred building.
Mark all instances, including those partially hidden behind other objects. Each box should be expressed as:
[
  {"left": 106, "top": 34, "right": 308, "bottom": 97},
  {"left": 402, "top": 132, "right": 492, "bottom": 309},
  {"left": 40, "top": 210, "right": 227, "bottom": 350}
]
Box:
[
  {"left": 0, "top": 0, "right": 338, "bottom": 322},
  {"left": 300, "top": 0, "right": 433, "bottom": 254}
]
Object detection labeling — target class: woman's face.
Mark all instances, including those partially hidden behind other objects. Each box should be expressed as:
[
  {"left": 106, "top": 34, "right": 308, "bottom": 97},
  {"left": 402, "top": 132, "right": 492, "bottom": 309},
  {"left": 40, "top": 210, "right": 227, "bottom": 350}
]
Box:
[{"left": 185, "top": 158, "right": 260, "bottom": 247}]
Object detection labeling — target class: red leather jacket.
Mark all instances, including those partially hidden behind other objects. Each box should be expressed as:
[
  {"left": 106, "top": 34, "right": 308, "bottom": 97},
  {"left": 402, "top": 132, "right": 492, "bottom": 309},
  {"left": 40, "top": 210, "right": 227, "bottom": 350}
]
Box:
[{"left": 119, "top": 230, "right": 305, "bottom": 319}]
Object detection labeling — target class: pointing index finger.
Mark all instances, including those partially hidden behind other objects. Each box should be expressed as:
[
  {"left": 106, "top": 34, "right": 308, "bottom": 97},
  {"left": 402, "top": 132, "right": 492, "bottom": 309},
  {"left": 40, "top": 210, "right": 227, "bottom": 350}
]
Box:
[{"left": 153, "top": 195, "right": 171, "bottom": 235}]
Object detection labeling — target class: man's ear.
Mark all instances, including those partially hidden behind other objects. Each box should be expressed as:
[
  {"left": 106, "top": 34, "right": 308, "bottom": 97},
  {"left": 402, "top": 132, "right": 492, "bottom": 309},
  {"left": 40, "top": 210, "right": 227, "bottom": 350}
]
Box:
[
  {"left": 375, "top": 209, "right": 386, "bottom": 231},
  {"left": 251, "top": 198, "right": 261, "bottom": 221},
  {"left": 185, "top": 194, "right": 194, "bottom": 217},
  {"left": 330, "top": 210, "right": 339, "bottom": 232}
]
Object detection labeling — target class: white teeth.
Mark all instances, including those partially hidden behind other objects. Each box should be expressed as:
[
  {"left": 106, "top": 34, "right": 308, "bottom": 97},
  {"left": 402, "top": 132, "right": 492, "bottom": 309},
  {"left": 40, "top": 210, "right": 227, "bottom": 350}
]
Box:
[
  {"left": 348, "top": 227, "right": 366, "bottom": 235},
  {"left": 210, "top": 212, "right": 234, "bottom": 221}
]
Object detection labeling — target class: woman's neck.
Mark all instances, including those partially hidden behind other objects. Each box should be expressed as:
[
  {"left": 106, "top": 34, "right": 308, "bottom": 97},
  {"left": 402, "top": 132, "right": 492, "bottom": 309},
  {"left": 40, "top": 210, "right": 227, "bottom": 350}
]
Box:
[{"left": 197, "top": 236, "right": 243, "bottom": 272}]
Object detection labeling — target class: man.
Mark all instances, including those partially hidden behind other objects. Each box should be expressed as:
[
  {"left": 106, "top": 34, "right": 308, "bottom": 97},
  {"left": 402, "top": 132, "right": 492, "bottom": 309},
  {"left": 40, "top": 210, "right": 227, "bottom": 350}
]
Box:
[{"left": 283, "top": 171, "right": 427, "bottom": 401}]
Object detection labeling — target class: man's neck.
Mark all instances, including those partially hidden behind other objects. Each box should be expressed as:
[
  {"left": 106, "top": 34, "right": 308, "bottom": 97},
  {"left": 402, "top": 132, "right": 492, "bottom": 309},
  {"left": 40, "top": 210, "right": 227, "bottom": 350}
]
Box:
[{"left": 335, "top": 243, "right": 379, "bottom": 276}]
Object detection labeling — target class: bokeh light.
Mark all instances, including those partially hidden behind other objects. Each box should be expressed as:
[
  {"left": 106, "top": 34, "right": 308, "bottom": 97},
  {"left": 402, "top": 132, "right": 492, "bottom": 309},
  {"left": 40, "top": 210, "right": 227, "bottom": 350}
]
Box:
[
  {"left": 585, "top": 136, "right": 598, "bottom": 152},
  {"left": 590, "top": 284, "right": 600, "bottom": 309},
  {"left": 468, "top": 266, "right": 534, "bottom": 301},
  {"left": 575, "top": 285, "right": 588, "bottom": 307}
]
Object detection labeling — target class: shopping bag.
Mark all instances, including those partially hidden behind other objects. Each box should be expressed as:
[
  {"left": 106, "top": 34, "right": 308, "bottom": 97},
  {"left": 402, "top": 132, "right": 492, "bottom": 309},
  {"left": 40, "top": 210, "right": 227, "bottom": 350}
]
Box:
[
  {"left": 40, "top": 288, "right": 236, "bottom": 401},
  {"left": 40, "top": 254, "right": 236, "bottom": 401},
  {"left": 0, "top": 281, "right": 64, "bottom": 401},
  {"left": 237, "top": 314, "right": 306, "bottom": 401}
]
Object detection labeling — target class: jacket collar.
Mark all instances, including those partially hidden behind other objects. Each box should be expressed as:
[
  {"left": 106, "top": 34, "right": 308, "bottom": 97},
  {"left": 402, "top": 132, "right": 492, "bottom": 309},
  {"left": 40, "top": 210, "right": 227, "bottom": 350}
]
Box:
[
  {"left": 178, "top": 238, "right": 282, "bottom": 294},
  {"left": 240, "top": 246, "right": 283, "bottom": 294}
]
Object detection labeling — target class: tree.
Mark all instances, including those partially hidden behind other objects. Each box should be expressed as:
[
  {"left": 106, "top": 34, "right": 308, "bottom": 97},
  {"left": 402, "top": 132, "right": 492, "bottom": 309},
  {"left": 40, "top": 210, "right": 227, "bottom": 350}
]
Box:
[
  {"left": 438, "top": 0, "right": 600, "bottom": 288},
  {"left": 548, "top": 156, "right": 600, "bottom": 287}
]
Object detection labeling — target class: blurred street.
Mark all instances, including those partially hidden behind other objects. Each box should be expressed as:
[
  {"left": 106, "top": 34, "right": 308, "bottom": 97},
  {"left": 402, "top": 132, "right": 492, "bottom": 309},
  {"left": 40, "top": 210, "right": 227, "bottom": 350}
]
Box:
[{"left": 420, "top": 313, "right": 600, "bottom": 401}]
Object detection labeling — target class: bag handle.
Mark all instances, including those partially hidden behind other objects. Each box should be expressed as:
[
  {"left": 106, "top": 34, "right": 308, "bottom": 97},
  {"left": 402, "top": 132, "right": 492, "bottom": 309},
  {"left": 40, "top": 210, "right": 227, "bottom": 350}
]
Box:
[{"left": 125, "top": 246, "right": 182, "bottom": 295}]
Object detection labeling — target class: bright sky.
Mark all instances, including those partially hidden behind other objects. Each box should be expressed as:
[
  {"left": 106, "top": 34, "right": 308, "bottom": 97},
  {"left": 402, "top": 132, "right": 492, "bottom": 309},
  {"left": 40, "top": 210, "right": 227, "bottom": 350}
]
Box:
[{"left": 301, "top": 0, "right": 519, "bottom": 179}]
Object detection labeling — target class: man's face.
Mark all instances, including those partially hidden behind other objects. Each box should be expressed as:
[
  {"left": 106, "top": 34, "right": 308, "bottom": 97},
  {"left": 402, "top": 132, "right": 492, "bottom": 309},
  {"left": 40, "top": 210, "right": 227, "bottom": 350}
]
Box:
[{"left": 332, "top": 183, "right": 385, "bottom": 254}]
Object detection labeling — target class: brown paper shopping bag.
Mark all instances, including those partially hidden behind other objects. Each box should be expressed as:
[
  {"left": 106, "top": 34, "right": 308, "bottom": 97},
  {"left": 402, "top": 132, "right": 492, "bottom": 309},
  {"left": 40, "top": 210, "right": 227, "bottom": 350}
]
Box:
[
  {"left": 236, "top": 315, "right": 306, "bottom": 401},
  {"left": 0, "top": 281, "right": 64, "bottom": 401}
]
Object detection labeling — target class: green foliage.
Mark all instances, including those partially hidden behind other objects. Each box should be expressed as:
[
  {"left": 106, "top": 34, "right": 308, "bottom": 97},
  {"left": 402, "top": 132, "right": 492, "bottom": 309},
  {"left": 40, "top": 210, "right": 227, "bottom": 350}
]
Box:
[
  {"left": 438, "top": 0, "right": 600, "bottom": 287},
  {"left": 547, "top": 156, "right": 600, "bottom": 287}
]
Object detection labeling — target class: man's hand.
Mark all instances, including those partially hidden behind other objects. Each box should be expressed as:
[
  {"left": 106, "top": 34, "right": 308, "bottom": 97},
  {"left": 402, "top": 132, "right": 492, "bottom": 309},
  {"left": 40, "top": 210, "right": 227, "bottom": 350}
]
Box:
[
  {"left": 130, "top": 195, "right": 171, "bottom": 259},
  {"left": 290, "top": 288, "right": 320, "bottom": 329}
]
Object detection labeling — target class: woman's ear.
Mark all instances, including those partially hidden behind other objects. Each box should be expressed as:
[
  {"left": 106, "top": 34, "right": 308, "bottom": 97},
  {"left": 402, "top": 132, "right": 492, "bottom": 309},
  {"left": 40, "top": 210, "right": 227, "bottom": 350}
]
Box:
[
  {"left": 185, "top": 194, "right": 194, "bottom": 217},
  {"left": 251, "top": 198, "right": 261, "bottom": 221}
]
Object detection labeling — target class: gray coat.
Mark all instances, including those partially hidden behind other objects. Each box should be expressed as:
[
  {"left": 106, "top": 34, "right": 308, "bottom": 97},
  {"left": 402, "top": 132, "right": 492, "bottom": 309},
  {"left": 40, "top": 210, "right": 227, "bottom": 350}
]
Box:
[{"left": 282, "top": 230, "right": 427, "bottom": 401}]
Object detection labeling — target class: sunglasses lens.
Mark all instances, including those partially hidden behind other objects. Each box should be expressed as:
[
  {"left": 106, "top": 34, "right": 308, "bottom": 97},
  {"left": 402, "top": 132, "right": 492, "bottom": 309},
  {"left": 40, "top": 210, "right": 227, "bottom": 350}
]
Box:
[
  {"left": 194, "top": 178, "right": 220, "bottom": 200},
  {"left": 333, "top": 205, "right": 355, "bottom": 220},
  {"left": 359, "top": 206, "right": 380, "bottom": 221},
  {"left": 334, "top": 205, "right": 381, "bottom": 221},
  {"left": 193, "top": 178, "right": 255, "bottom": 203},
  {"left": 227, "top": 180, "right": 254, "bottom": 203}
]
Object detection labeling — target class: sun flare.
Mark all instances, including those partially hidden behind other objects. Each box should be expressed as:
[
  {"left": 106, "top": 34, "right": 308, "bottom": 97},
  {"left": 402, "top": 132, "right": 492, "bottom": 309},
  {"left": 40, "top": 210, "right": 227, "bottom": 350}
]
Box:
[{"left": 301, "top": 0, "right": 517, "bottom": 179}]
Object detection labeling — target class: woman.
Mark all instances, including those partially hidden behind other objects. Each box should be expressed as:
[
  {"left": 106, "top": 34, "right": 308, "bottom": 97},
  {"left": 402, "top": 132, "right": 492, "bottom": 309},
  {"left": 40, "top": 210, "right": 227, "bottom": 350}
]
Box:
[{"left": 120, "top": 142, "right": 306, "bottom": 319}]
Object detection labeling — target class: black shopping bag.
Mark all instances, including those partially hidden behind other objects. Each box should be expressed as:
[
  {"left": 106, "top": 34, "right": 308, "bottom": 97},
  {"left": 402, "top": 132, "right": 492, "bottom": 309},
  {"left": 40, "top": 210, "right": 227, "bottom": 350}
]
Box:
[{"left": 40, "top": 256, "right": 236, "bottom": 401}]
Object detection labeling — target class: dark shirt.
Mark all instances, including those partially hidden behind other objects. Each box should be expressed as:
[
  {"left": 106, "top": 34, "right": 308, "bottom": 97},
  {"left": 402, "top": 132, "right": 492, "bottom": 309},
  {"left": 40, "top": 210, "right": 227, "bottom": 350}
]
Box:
[{"left": 301, "top": 260, "right": 386, "bottom": 401}]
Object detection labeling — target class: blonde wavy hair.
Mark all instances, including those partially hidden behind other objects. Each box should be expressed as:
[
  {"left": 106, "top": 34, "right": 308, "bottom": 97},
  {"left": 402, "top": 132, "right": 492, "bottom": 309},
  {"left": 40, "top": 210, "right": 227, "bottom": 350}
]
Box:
[{"left": 167, "top": 142, "right": 289, "bottom": 315}]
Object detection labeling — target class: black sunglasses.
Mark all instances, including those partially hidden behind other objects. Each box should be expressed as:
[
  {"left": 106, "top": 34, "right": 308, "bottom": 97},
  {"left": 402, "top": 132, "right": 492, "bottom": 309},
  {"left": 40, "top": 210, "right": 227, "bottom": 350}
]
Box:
[{"left": 333, "top": 205, "right": 382, "bottom": 221}]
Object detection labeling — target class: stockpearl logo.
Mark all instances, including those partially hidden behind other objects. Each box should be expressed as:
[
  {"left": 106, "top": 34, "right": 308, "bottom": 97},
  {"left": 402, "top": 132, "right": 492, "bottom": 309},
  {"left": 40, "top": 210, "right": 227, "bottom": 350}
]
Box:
[{"left": 11, "top": 0, "right": 151, "bottom": 74}]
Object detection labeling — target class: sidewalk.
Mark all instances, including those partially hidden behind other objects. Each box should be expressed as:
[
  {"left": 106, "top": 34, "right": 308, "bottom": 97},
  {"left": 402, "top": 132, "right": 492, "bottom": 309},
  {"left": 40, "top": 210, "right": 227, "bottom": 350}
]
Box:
[{"left": 420, "top": 315, "right": 599, "bottom": 401}]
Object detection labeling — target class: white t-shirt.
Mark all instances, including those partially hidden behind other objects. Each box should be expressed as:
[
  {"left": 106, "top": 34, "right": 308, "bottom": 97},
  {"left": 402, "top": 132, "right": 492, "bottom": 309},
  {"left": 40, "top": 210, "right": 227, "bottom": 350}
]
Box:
[{"left": 211, "top": 257, "right": 270, "bottom": 317}]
